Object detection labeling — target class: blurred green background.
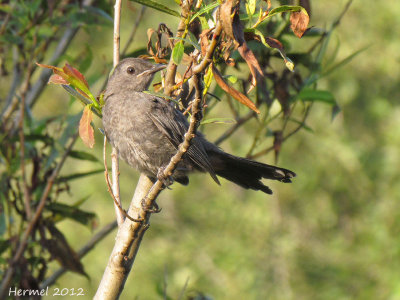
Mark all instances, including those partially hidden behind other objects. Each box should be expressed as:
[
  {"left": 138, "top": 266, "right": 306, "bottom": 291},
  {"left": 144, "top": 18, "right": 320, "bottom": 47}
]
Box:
[{"left": 29, "top": 0, "right": 400, "bottom": 299}]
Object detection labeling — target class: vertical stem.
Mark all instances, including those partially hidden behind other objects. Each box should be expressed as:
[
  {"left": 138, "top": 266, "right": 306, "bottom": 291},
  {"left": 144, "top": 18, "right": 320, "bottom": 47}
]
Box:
[{"left": 111, "top": 0, "right": 124, "bottom": 226}]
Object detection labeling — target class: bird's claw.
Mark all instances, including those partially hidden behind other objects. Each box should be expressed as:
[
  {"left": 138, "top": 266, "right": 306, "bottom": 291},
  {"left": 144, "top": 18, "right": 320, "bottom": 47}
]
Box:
[
  {"left": 141, "top": 199, "right": 162, "bottom": 213},
  {"left": 157, "top": 167, "right": 174, "bottom": 189}
]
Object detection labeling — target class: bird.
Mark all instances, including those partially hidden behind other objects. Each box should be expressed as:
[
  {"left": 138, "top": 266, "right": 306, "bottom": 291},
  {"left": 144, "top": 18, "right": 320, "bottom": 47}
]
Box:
[{"left": 102, "top": 58, "right": 296, "bottom": 195}]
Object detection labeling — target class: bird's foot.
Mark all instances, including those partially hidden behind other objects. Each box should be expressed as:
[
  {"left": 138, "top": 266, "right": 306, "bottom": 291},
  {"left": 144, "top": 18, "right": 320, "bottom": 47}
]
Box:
[
  {"left": 141, "top": 199, "right": 162, "bottom": 214},
  {"left": 157, "top": 167, "right": 174, "bottom": 189}
]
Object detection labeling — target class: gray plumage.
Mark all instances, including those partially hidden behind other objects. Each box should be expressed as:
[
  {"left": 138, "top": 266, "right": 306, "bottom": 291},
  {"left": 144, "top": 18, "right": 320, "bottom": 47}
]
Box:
[{"left": 102, "top": 58, "right": 295, "bottom": 194}]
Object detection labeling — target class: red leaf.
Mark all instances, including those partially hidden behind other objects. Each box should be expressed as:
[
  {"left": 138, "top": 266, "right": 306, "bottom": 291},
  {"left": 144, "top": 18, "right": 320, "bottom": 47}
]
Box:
[
  {"left": 48, "top": 74, "right": 68, "bottom": 85},
  {"left": 79, "top": 106, "right": 95, "bottom": 148},
  {"left": 212, "top": 64, "right": 260, "bottom": 114},
  {"left": 63, "top": 63, "right": 89, "bottom": 89},
  {"left": 290, "top": 11, "right": 310, "bottom": 38}
]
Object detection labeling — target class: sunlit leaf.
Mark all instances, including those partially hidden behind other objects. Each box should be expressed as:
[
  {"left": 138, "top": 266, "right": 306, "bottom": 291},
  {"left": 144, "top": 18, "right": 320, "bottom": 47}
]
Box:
[
  {"left": 297, "top": 89, "right": 336, "bottom": 105},
  {"left": 172, "top": 41, "right": 184, "bottom": 65},
  {"left": 212, "top": 64, "right": 260, "bottom": 114},
  {"left": 290, "top": 10, "right": 310, "bottom": 38},
  {"left": 190, "top": 2, "right": 220, "bottom": 23},
  {"left": 225, "top": 75, "right": 238, "bottom": 84},
  {"left": 79, "top": 105, "right": 95, "bottom": 148},
  {"left": 248, "top": 0, "right": 256, "bottom": 16},
  {"left": 268, "top": 5, "right": 306, "bottom": 18},
  {"left": 201, "top": 118, "right": 237, "bottom": 125}
]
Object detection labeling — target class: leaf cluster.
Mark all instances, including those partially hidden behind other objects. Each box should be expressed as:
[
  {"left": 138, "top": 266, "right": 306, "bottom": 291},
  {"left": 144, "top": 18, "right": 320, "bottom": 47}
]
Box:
[{"left": 0, "top": 0, "right": 112, "bottom": 293}]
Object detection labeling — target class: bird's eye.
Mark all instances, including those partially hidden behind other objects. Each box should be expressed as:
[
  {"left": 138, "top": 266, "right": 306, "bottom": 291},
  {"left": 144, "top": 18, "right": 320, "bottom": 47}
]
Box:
[{"left": 126, "top": 67, "right": 135, "bottom": 75}]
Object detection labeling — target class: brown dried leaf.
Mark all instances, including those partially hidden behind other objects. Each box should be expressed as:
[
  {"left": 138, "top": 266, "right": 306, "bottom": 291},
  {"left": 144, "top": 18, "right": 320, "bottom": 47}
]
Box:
[
  {"left": 290, "top": 10, "right": 310, "bottom": 38},
  {"left": 212, "top": 64, "right": 260, "bottom": 114},
  {"left": 237, "top": 42, "right": 264, "bottom": 88},
  {"left": 147, "top": 28, "right": 157, "bottom": 56},
  {"left": 44, "top": 223, "right": 87, "bottom": 276},
  {"left": 199, "top": 28, "right": 212, "bottom": 57},
  {"left": 219, "top": 0, "right": 266, "bottom": 95},
  {"left": 79, "top": 105, "right": 95, "bottom": 148},
  {"left": 265, "top": 37, "right": 283, "bottom": 51},
  {"left": 219, "top": 0, "right": 236, "bottom": 40}
]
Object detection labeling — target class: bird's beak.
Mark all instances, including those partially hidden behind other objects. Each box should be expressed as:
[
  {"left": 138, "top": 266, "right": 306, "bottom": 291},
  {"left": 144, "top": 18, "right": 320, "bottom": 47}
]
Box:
[
  {"left": 150, "top": 64, "right": 167, "bottom": 73},
  {"left": 137, "top": 64, "right": 166, "bottom": 77}
]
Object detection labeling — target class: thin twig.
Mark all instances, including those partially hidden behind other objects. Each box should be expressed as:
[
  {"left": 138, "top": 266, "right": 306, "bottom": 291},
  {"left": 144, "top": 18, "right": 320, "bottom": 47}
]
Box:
[
  {"left": 104, "top": 137, "right": 126, "bottom": 225},
  {"left": 214, "top": 111, "right": 255, "bottom": 146},
  {"left": 192, "top": 22, "right": 222, "bottom": 74},
  {"left": 39, "top": 220, "right": 118, "bottom": 289},
  {"left": 0, "top": 133, "right": 79, "bottom": 299},
  {"left": 109, "top": 0, "right": 123, "bottom": 226}
]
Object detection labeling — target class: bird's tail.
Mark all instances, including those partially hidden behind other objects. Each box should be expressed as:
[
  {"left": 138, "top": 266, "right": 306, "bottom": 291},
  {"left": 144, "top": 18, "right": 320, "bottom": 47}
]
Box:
[{"left": 210, "top": 150, "right": 296, "bottom": 194}]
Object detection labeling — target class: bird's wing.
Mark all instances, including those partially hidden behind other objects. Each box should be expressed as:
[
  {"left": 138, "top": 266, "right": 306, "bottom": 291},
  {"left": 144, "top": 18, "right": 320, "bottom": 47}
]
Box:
[{"left": 147, "top": 98, "right": 219, "bottom": 184}]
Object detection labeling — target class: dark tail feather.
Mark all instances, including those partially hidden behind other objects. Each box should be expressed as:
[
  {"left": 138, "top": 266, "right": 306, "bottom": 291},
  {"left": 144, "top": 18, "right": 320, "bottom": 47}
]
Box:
[{"left": 210, "top": 151, "right": 296, "bottom": 194}]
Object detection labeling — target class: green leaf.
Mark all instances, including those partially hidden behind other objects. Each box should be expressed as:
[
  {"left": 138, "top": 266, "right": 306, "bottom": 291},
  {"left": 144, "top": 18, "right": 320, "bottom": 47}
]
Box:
[
  {"left": 47, "top": 202, "right": 96, "bottom": 227},
  {"left": 172, "top": 41, "right": 184, "bottom": 65},
  {"left": 68, "top": 150, "right": 99, "bottom": 162},
  {"left": 190, "top": 2, "right": 220, "bottom": 23},
  {"left": 173, "top": 35, "right": 201, "bottom": 51},
  {"left": 297, "top": 89, "right": 337, "bottom": 105},
  {"left": 248, "top": 0, "right": 256, "bottom": 16},
  {"left": 129, "top": 0, "right": 180, "bottom": 17},
  {"left": 224, "top": 75, "right": 238, "bottom": 84},
  {"left": 201, "top": 118, "right": 236, "bottom": 125},
  {"left": 268, "top": 5, "right": 307, "bottom": 18},
  {"left": 56, "top": 169, "right": 104, "bottom": 183}
]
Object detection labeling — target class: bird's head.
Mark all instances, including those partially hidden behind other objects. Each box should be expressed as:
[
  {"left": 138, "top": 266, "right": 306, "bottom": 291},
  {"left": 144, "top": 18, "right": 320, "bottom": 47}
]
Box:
[{"left": 106, "top": 58, "right": 166, "bottom": 93}]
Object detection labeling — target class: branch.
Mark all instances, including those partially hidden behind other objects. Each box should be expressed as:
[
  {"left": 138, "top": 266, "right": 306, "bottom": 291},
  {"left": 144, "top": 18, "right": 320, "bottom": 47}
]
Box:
[
  {"left": 164, "top": 0, "right": 193, "bottom": 96},
  {"left": 95, "top": 75, "right": 204, "bottom": 299},
  {"left": 0, "top": 133, "right": 78, "bottom": 299},
  {"left": 192, "top": 22, "right": 223, "bottom": 75}
]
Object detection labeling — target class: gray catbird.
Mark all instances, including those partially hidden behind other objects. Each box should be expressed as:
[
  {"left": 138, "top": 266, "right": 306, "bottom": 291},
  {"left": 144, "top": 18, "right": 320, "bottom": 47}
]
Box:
[{"left": 102, "top": 58, "right": 296, "bottom": 194}]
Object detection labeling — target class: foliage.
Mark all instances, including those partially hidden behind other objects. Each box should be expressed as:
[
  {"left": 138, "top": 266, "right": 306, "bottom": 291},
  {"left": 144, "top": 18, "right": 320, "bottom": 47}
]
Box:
[
  {"left": 0, "top": 0, "right": 111, "bottom": 294},
  {"left": 0, "top": 0, "right": 384, "bottom": 298}
]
